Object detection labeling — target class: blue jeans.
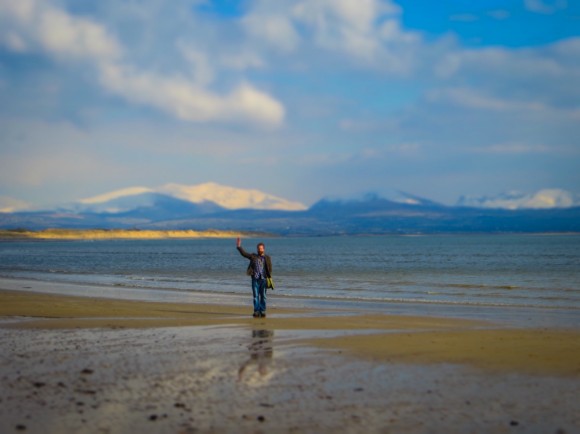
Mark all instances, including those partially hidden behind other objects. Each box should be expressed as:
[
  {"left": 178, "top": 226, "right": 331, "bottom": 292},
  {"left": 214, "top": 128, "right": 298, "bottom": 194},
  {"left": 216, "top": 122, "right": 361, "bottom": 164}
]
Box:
[{"left": 251, "top": 277, "right": 267, "bottom": 313}]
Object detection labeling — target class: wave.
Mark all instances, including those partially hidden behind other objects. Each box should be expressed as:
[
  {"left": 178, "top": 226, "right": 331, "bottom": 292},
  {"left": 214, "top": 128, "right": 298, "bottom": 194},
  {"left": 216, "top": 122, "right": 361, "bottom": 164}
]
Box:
[
  {"left": 271, "top": 292, "right": 580, "bottom": 310},
  {"left": 2, "top": 266, "right": 579, "bottom": 311}
]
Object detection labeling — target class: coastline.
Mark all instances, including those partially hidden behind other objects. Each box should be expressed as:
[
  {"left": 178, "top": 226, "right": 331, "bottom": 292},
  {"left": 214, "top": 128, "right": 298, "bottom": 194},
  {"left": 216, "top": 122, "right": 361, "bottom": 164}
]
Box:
[
  {"left": 2, "top": 229, "right": 579, "bottom": 240},
  {"left": 0, "top": 228, "right": 266, "bottom": 240},
  {"left": 1, "top": 282, "right": 580, "bottom": 433},
  {"left": 2, "top": 286, "right": 579, "bottom": 377}
]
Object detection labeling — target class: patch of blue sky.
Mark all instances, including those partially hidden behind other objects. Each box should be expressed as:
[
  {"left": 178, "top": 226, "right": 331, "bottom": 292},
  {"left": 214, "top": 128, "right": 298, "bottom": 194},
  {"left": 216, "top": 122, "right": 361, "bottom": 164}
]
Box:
[
  {"left": 195, "top": 0, "right": 247, "bottom": 18},
  {"left": 395, "top": 0, "right": 580, "bottom": 47}
]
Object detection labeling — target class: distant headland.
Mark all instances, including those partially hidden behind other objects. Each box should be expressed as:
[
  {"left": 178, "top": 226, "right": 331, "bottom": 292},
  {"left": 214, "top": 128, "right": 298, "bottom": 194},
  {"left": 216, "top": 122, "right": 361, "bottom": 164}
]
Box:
[{"left": 0, "top": 229, "right": 266, "bottom": 240}]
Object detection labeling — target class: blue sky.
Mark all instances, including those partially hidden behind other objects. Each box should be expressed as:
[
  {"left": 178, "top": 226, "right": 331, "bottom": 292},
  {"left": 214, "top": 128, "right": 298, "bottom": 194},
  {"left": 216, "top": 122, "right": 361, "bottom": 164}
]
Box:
[{"left": 0, "top": 0, "right": 579, "bottom": 210}]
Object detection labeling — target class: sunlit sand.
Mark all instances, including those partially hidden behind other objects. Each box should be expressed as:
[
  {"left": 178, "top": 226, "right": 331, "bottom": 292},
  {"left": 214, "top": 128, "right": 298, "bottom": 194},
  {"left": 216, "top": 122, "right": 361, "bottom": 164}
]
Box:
[{"left": 1, "top": 285, "right": 579, "bottom": 433}]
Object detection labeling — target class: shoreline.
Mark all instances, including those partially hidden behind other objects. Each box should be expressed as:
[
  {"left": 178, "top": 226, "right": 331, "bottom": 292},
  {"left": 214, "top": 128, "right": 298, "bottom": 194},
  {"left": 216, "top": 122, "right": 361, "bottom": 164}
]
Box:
[
  {"left": 1, "top": 275, "right": 578, "bottom": 330},
  {"left": 0, "top": 228, "right": 268, "bottom": 240},
  {"left": 1, "top": 286, "right": 579, "bottom": 377},
  {"left": 2, "top": 285, "right": 580, "bottom": 433},
  {"left": 2, "top": 230, "right": 579, "bottom": 241}
]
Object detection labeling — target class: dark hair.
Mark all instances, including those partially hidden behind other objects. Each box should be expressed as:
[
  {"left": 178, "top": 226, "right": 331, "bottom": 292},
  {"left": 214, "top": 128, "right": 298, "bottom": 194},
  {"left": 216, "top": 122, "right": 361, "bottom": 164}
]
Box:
[{"left": 257, "top": 242, "right": 265, "bottom": 249}]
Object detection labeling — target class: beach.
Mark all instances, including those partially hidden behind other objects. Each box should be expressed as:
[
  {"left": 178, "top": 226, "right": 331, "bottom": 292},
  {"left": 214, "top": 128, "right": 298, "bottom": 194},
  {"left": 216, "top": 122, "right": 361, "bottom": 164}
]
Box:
[
  {"left": 1, "top": 280, "right": 579, "bottom": 433},
  {"left": 0, "top": 229, "right": 255, "bottom": 240}
]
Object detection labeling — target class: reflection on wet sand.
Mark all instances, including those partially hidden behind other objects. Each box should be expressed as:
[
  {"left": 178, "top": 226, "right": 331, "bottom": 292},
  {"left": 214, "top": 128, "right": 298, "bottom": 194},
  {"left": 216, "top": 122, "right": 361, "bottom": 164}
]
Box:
[{"left": 238, "top": 329, "right": 274, "bottom": 381}]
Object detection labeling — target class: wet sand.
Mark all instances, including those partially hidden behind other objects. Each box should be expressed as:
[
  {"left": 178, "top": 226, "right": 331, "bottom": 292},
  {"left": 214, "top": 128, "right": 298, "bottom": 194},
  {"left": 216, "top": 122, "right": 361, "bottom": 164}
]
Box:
[{"left": 1, "top": 287, "right": 579, "bottom": 433}]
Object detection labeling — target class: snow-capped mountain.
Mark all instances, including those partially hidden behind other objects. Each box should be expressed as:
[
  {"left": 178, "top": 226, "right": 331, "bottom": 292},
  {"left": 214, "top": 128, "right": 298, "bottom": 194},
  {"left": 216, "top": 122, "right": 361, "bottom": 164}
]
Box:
[
  {"left": 156, "top": 183, "right": 307, "bottom": 211},
  {"left": 457, "top": 189, "right": 580, "bottom": 210},
  {"left": 74, "top": 182, "right": 307, "bottom": 213},
  {"left": 2, "top": 185, "right": 580, "bottom": 234}
]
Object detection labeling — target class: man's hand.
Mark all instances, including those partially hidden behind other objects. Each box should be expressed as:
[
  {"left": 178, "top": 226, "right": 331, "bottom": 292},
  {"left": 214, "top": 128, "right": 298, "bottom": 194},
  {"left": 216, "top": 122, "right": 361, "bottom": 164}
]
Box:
[{"left": 236, "top": 237, "right": 241, "bottom": 248}]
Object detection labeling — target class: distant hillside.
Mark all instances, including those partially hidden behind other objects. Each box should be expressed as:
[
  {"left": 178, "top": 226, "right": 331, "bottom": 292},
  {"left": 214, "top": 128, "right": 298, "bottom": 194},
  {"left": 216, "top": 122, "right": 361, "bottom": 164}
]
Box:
[
  {"left": 73, "top": 182, "right": 307, "bottom": 212},
  {"left": 2, "top": 194, "right": 579, "bottom": 235}
]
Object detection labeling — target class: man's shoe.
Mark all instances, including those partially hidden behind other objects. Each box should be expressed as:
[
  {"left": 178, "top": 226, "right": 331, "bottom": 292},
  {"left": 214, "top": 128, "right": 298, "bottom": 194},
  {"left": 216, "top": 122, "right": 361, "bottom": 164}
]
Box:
[
  {"left": 252, "top": 312, "right": 259, "bottom": 318},
  {"left": 260, "top": 312, "right": 266, "bottom": 318}
]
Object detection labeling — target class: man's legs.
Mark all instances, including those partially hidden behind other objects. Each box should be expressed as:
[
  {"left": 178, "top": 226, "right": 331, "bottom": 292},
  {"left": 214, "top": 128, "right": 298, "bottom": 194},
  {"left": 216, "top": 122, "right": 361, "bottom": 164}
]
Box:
[
  {"left": 258, "top": 280, "right": 267, "bottom": 316},
  {"left": 251, "top": 278, "right": 261, "bottom": 315},
  {"left": 251, "top": 277, "right": 267, "bottom": 317}
]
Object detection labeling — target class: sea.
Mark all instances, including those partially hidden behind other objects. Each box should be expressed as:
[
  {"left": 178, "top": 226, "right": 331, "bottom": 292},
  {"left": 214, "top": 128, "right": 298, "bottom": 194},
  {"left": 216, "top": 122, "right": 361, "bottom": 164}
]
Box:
[{"left": 1, "top": 235, "right": 579, "bottom": 327}]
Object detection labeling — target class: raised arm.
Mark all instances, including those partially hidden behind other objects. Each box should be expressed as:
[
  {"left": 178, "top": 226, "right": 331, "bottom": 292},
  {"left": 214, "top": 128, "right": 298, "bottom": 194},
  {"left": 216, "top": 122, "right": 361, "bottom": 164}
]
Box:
[{"left": 236, "top": 237, "right": 252, "bottom": 259}]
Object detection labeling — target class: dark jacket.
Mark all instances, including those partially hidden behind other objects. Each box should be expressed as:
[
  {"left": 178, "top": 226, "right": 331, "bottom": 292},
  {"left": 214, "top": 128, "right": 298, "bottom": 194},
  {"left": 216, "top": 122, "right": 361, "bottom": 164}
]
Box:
[{"left": 237, "top": 246, "right": 272, "bottom": 278}]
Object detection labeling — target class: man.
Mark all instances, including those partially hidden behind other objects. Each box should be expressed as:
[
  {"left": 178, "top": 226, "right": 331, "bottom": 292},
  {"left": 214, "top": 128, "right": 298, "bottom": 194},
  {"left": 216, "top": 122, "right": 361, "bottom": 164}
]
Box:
[{"left": 236, "top": 237, "right": 272, "bottom": 318}]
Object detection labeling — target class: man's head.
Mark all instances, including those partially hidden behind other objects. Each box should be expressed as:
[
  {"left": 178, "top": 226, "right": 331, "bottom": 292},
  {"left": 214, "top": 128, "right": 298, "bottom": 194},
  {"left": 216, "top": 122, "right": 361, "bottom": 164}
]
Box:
[{"left": 257, "top": 242, "right": 265, "bottom": 255}]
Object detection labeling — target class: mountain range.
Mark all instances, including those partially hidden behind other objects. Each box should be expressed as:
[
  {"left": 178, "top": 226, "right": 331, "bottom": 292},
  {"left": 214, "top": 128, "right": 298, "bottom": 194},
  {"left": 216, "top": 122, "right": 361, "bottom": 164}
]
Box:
[{"left": 1, "top": 183, "right": 579, "bottom": 235}]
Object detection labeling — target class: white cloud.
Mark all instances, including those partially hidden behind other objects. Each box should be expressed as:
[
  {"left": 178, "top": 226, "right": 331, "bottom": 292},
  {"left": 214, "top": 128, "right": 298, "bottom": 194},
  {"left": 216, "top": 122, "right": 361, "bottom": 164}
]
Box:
[
  {"left": 472, "top": 46, "right": 562, "bottom": 75},
  {"left": 0, "top": 196, "right": 31, "bottom": 213},
  {"left": 433, "top": 39, "right": 580, "bottom": 117},
  {"left": 0, "top": 0, "right": 285, "bottom": 127},
  {"left": 0, "top": 0, "right": 122, "bottom": 61},
  {"left": 524, "top": 0, "right": 567, "bottom": 14},
  {"left": 552, "top": 37, "right": 580, "bottom": 60},
  {"left": 458, "top": 189, "right": 579, "bottom": 209},
  {"left": 177, "top": 43, "right": 214, "bottom": 87},
  {"left": 450, "top": 14, "right": 478, "bottom": 23},
  {"left": 99, "top": 63, "right": 284, "bottom": 126},
  {"left": 220, "top": 51, "right": 266, "bottom": 71},
  {"left": 242, "top": 12, "right": 301, "bottom": 52},
  {"left": 3, "top": 32, "right": 28, "bottom": 52},
  {"left": 37, "top": 8, "right": 122, "bottom": 61},
  {"left": 240, "top": 0, "right": 418, "bottom": 72},
  {"left": 387, "top": 143, "right": 421, "bottom": 156},
  {"left": 474, "top": 142, "right": 551, "bottom": 154},
  {"left": 292, "top": 0, "right": 382, "bottom": 59},
  {"left": 292, "top": 0, "right": 414, "bottom": 67},
  {"left": 1, "top": 149, "right": 125, "bottom": 197},
  {"left": 427, "top": 87, "right": 546, "bottom": 112},
  {"left": 1, "top": 0, "right": 578, "bottom": 210},
  {"left": 488, "top": 10, "right": 510, "bottom": 20},
  {"left": 0, "top": 118, "right": 131, "bottom": 200}
]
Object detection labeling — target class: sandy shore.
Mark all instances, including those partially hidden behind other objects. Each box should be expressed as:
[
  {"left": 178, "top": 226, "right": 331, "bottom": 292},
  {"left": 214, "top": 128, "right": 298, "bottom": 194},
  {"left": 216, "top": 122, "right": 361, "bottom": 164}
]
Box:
[
  {"left": 0, "top": 228, "right": 256, "bottom": 240},
  {"left": 1, "top": 288, "right": 579, "bottom": 433}
]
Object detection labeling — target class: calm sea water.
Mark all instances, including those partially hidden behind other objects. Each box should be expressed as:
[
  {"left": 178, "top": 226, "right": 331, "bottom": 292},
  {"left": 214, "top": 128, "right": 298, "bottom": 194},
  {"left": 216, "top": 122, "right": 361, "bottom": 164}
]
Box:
[{"left": 1, "top": 235, "right": 579, "bottom": 313}]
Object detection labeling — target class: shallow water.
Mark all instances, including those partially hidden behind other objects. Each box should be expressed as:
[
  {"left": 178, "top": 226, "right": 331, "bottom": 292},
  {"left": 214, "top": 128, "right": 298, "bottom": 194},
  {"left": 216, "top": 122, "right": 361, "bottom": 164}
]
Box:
[{"left": 1, "top": 235, "right": 579, "bottom": 326}]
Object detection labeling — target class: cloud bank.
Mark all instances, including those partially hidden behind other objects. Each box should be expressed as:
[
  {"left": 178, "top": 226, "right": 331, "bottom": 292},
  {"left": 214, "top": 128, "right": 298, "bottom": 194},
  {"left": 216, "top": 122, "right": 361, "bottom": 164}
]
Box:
[
  {"left": 0, "top": 0, "right": 578, "bottom": 208},
  {"left": 0, "top": 0, "right": 284, "bottom": 127},
  {"left": 458, "top": 189, "right": 580, "bottom": 210}
]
